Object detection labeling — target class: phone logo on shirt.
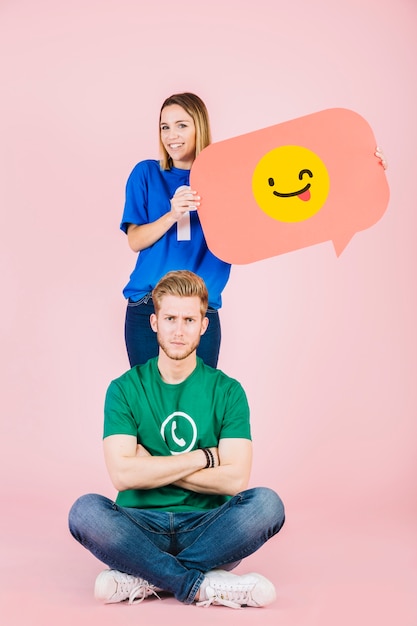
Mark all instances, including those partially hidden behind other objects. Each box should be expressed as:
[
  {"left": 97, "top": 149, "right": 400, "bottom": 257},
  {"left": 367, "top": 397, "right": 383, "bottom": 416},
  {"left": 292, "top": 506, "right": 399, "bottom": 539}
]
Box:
[{"left": 160, "top": 412, "right": 197, "bottom": 454}]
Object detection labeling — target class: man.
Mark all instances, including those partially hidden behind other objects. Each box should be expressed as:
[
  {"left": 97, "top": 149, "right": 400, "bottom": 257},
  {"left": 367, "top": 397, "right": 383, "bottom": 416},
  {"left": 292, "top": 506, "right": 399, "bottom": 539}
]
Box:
[{"left": 69, "top": 270, "right": 285, "bottom": 609}]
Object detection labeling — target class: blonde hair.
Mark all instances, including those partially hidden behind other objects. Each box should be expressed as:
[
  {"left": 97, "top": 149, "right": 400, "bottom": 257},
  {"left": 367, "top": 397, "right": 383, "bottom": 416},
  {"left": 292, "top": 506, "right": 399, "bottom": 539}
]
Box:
[
  {"left": 152, "top": 270, "right": 208, "bottom": 318},
  {"left": 159, "top": 92, "right": 212, "bottom": 171}
]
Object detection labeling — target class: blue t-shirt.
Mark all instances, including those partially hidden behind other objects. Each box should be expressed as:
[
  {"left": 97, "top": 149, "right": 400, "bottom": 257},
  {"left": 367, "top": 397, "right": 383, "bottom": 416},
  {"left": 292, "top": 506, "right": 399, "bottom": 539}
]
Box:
[{"left": 120, "top": 160, "right": 231, "bottom": 309}]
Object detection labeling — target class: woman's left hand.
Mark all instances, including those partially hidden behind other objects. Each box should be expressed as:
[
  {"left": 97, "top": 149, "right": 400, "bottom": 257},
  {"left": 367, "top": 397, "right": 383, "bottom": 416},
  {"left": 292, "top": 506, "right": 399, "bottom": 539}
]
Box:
[{"left": 375, "top": 146, "right": 388, "bottom": 170}]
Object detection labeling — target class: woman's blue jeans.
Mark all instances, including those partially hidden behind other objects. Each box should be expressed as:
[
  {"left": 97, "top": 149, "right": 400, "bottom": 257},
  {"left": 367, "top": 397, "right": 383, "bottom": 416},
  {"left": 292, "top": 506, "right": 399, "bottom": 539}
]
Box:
[
  {"left": 124, "top": 296, "right": 221, "bottom": 368},
  {"left": 68, "top": 487, "right": 285, "bottom": 604}
]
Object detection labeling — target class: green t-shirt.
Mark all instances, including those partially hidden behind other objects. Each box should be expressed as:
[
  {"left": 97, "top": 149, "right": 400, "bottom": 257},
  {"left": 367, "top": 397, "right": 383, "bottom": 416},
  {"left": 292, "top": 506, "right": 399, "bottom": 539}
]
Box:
[{"left": 104, "top": 357, "right": 251, "bottom": 512}]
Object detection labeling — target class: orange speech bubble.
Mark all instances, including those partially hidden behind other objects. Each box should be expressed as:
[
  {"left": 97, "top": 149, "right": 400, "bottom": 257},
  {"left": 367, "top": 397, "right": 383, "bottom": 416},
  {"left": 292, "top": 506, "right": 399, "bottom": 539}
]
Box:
[{"left": 190, "top": 108, "right": 390, "bottom": 264}]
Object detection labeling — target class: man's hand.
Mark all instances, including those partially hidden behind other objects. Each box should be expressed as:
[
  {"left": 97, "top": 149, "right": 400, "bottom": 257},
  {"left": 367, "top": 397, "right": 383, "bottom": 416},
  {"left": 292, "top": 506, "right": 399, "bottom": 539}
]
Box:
[
  {"left": 136, "top": 443, "right": 219, "bottom": 467},
  {"left": 136, "top": 443, "right": 151, "bottom": 458},
  {"left": 174, "top": 439, "right": 252, "bottom": 496}
]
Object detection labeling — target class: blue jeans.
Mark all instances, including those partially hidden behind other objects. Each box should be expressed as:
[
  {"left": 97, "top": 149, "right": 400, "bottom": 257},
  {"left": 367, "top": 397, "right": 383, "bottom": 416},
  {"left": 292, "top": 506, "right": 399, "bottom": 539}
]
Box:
[
  {"left": 124, "top": 295, "right": 221, "bottom": 368},
  {"left": 68, "top": 487, "right": 285, "bottom": 604}
]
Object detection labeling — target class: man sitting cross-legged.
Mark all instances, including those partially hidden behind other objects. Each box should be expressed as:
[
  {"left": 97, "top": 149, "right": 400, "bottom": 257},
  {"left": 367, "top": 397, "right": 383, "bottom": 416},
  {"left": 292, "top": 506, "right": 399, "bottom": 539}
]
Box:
[{"left": 68, "top": 270, "right": 285, "bottom": 609}]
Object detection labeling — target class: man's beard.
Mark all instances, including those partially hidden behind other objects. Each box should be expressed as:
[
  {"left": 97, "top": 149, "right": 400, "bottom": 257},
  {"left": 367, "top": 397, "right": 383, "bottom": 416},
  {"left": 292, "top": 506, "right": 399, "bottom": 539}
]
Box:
[{"left": 157, "top": 334, "right": 200, "bottom": 361}]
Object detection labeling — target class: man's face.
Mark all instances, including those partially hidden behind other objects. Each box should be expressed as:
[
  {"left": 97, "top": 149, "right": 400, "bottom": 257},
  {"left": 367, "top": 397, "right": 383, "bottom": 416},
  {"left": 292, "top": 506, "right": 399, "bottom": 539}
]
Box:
[{"left": 150, "top": 295, "right": 208, "bottom": 361}]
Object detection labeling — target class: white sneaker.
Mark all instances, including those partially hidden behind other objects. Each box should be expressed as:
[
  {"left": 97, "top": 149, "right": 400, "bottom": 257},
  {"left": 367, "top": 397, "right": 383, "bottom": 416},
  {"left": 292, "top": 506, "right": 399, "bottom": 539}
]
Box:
[
  {"left": 94, "top": 569, "right": 161, "bottom": 605},
  {"left": 197, "top": 569, "right": 276, "bottom": 609}
]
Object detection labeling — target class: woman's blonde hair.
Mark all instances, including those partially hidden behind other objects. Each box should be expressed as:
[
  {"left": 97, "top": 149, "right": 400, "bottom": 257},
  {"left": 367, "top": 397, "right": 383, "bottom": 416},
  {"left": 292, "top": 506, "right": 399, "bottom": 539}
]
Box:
[
  {"left": 152, "top": 270, "right": 208, "bottom": 318},
  {"left": 159, "top": 92, "right": 212, "bottom": 171}
]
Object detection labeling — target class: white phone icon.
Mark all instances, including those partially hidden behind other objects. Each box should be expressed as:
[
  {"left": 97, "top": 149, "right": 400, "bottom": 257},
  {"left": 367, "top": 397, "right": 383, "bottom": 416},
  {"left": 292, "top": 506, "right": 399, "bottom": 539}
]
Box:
[{"left": 171, "top": 420, "right": 186, "bottom": 447}]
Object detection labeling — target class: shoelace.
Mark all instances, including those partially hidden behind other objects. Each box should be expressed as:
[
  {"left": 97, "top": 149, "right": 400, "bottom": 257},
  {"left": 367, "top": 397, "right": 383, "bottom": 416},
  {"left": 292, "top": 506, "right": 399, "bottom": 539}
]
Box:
[
  {"left": 109, "top": 574, "right": 137, "bottom": 601},
  {"left": 129, "top": 581, "right": 161, "bottom": 605},
  {"left": 197, "top": 584, "right": 254, "bottom": 609}
]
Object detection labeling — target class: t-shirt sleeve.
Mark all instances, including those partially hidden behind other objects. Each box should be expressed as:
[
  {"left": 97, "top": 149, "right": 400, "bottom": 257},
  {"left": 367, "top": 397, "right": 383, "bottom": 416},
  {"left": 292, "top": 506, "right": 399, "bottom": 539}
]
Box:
[
  {"left": 120, "top": 162, "right": 149, "bottom": 234},
  {"left": 220, "top": 380, "right": 252, "bottom": 440},
  {"left": 103, "top": 380, "right": 138, "bottom": 439}
]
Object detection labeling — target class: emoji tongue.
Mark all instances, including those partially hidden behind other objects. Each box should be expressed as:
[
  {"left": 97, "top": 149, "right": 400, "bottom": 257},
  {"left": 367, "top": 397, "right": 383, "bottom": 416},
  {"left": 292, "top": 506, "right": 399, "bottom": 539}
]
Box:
[{"left": 298, "top": 189, "right": 311, "bottom": 202}]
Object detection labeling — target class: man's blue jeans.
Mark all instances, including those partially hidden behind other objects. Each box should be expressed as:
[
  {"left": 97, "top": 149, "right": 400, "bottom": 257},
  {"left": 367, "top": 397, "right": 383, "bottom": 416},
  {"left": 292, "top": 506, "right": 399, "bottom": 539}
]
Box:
[{"left": 68, "top": 487, "right": 285, "bottom": 604}]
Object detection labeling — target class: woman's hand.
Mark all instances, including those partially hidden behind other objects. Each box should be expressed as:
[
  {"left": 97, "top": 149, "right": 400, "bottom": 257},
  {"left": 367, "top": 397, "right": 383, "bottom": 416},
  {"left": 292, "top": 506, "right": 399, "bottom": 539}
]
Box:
[
  {"left": 375, "top": 146, "right": 388, "bottom": 170},
  {"left": 127, "top": 185, "right": 201, "bottom": 252},
  {"left": 170, "top": 185, "right": 200, "bottom": 222}
]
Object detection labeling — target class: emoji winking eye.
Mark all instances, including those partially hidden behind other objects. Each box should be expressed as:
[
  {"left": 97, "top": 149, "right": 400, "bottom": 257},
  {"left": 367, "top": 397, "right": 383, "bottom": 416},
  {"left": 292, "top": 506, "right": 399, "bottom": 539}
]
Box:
[{"left": 252, "top": 146, "right": 330, "bottom": 222}]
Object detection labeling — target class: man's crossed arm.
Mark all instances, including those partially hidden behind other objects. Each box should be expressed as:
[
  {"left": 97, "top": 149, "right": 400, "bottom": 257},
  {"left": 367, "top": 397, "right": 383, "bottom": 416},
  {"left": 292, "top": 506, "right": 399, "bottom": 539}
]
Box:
[{"left": 103, "top": 435, "right": 252, "bottom": 497}]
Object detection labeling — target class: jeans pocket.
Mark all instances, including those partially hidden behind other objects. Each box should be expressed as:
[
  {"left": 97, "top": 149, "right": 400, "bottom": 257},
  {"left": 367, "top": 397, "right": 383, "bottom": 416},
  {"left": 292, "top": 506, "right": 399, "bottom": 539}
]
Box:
[{"left": 128, "top": 292, "right": 153, "bottom": 307}]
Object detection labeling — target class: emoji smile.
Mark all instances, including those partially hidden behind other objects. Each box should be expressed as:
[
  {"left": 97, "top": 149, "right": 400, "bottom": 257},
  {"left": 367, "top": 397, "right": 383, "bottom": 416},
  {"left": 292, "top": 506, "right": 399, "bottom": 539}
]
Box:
[
  {"left": 253, "top": 147, "right": 329, "bottom": 221},
  {"left": 273, "top": 183, "right": 311, "bottom": 201}
]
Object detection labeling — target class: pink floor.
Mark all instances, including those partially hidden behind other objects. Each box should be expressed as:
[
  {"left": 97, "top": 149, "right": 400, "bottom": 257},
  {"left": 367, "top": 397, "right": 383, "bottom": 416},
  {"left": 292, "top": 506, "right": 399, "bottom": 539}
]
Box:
[{"left": 3, "top": 493, "right": 416, "bottom": 626}]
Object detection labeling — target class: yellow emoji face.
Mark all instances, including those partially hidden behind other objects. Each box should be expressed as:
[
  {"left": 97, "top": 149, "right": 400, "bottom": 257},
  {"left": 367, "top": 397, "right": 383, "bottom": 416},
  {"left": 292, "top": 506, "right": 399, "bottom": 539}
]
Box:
[{"left": 252, "top": 145, "right": 330, "bottom": 222}]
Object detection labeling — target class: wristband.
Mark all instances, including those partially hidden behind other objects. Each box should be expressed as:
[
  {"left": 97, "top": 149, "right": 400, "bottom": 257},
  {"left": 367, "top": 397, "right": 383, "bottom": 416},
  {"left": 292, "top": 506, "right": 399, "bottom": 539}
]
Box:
[
  {"left": 202, "top": 448, "right": 211, "bottom": 468},
  {"left": 206, "top": 448, "right": 215, "bottom": 468},
  {"left": 202, "top": 448, "right": 215, "bottom": 468}
]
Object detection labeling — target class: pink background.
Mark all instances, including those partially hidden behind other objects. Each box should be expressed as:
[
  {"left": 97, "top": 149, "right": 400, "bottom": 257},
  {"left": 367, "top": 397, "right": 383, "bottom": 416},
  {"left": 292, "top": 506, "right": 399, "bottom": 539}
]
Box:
[{"left": 1, "top": 1, "right": 416, "bottom": 624}]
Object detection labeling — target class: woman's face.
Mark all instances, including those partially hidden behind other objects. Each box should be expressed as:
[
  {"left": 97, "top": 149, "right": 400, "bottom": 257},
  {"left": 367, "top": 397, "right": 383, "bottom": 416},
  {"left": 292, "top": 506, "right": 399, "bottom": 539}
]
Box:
[{"left": 160, "top": 104, "right": 196, "bottom": 169}]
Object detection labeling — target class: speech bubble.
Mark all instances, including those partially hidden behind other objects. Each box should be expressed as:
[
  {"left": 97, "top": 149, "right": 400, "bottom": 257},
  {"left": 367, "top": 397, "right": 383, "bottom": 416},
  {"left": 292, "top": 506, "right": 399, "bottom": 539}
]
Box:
[{"left": 190, "top": 108, "right": 390, "bottom": 264}]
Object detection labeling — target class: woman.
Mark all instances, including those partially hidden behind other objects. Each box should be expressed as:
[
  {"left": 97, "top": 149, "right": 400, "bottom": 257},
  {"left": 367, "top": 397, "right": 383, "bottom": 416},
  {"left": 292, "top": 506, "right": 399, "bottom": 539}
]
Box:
[{"left": 121, "top": 93, "right": 231, "bottom": 368}]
